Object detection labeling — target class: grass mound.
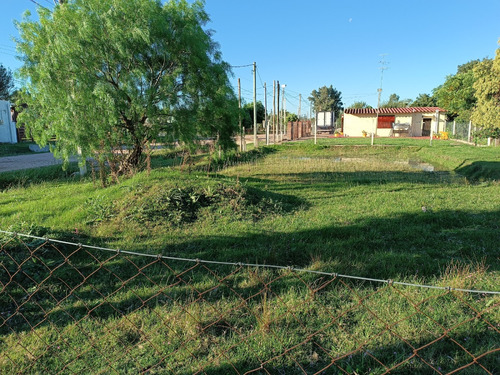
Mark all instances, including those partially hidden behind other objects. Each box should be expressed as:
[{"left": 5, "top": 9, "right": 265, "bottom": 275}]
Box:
[{"left": 121, "top": 182, "right": 289, "bottom": 226}]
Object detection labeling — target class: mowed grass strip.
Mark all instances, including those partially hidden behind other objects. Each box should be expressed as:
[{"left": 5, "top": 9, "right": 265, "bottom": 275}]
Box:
[{"left": 1, "top": 139, "right": 499, "bottom": 374}]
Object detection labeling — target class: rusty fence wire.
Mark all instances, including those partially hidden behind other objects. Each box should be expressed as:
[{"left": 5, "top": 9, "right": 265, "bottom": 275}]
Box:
[{"left": 1, "top": 231, "right": 499, "bottom": 374}]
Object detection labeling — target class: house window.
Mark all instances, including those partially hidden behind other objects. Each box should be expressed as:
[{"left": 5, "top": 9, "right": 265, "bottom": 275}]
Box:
[{"left": 377, "top": 115, "right": 395, "bottom": 129}]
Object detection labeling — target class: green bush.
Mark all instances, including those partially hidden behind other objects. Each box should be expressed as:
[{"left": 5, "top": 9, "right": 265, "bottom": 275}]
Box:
[{"left": 125, "top": 183, "right": 285, "bottom": 226}]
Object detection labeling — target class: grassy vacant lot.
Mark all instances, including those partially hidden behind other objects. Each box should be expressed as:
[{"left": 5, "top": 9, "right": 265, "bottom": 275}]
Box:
[{"left": 0, "top": 138, "right": 499, "bottom": 374}]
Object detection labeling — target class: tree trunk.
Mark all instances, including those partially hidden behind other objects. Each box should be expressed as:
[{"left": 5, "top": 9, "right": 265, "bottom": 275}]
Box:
[{"left": 121, "top": 139, "right": 144, "bottom": 175}]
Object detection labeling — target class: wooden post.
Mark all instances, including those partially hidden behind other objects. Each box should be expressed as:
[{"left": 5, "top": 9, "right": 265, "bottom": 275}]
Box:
[
  {"left": 298, "top": 94, "right": 301, "bottom": 120},
  {"left": 77, "top": 147, "right": 87, "bottom": 176},
  {"left": 468, "top": 120, "right": 472, "bottom": 143},
  {"left": 264, "top": 82, "right": 269, "bottom": 145},
  {"left": 238, "top": 78, "right": 246, "bottom": 151},
  {"left": 282, "top": 85, "right": 286, "bottom": 141},
  {"left": 253, "top": 62, "right": 257, "bottom": 148},
  {"left": 277, "top": 81, "right": 280, "bottom": 143},
  {"left": 273, "top": 80, "right": 276, "bottom": 144}
]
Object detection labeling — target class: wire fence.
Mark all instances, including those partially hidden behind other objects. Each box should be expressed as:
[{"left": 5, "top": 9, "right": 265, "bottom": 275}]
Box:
[
  {"left": 445, "top": 122, "right": 471, "bottom": 143},
  {"left": 1, "top": 231, "right": 499, "bottom": 374},
  {"left": 445, "top": 121, "right": 498, "bottom": 146}
]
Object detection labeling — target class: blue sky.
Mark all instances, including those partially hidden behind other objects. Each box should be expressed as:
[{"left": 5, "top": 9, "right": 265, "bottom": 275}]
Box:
[{"left": 1, "top": 0, "right": 499, "bottom": 111}]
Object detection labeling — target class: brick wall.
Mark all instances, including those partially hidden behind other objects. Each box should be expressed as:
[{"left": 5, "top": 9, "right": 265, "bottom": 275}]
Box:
[{"left": 287, "top": 121, "right": 312, "bottom": 140}]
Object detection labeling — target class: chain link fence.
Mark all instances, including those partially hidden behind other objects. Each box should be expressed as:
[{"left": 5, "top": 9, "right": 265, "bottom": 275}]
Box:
[
  {"left": 445, "top": 122, "right": 498, "bottom": 146},
  {"left": 445, "top": 122, "right": 471, "bottom": 143},
  {"left": 1, "top": 231, "right": 499, "bottom": 374}
]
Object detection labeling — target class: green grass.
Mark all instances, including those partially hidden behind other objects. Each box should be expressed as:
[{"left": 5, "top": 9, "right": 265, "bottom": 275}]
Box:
[
  {"left": 0, "top": 142, "right": 42, "bottom": 157},
  {"left": 1, "top": 138, "right": 499, "bottom": 374}
]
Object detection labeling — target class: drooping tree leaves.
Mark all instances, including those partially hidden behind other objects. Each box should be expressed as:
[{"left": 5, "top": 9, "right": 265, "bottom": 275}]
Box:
[{"left": 16, "top": 0, "right": 238, "bottom": 177}]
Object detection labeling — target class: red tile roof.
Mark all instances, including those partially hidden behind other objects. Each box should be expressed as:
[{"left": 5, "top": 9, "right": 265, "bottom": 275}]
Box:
[{"left": 344, "top": 107, "right": 446, "bottom": 115}]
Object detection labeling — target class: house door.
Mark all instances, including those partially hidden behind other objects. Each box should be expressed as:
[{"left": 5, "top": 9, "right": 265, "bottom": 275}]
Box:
[{"left": 422, "top": 118, "right": 432, "bottom": 136}]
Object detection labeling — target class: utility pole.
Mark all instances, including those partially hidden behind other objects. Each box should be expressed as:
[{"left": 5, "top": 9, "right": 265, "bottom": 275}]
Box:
[
  {"left": 253, "top": 62, "right": 257, "bottom": 148},
  {"left": 298, "top": 94, "right": 302, "bottom": 120},
  {"left": 277, "top": 81, "right": 280, "bottom": 142},
  {"left": 310, "top": 102, "right": 316, "bottom": 144},
  {"left": 264, "top": 82, "right": 269, "bottom": 145},
  {"left": 273, "top": 80, "right": 276, "bottom": 144},
  {"left": 238, "top": 78, "right": 245, "bottom": 151},
  {"left": 282, "top": 85, "right": 286, "bottom": 141},
  {"left": 374, "top": 54, "right": 388, "bottom": 146}
]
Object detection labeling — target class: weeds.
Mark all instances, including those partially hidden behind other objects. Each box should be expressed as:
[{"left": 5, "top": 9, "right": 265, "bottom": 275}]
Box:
[
  {"left": 85, "top": 195, "right": 116, "bottom": 224},
  {"left": 1, "top": 139, "right": 499, "bottom": 374},
  {"left": 124, "top": 183, "right": 287, "bottom": 226}
]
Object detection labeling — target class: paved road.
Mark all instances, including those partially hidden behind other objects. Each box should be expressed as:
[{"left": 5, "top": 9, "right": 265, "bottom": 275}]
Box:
[{"left": 0, "top": 153, "right": 66, "bottom": 173}]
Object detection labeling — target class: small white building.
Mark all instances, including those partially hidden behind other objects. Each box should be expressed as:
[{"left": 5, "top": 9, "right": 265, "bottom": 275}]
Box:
[
  {"left": 0, "top": 100, "right": 17, "bottom": 143},
  {"left": 342, "top": 107, "right": 447, "bottom": 137}
]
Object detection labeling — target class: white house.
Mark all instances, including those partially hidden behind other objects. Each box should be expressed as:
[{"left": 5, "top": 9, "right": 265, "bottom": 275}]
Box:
[
  {"left": 0, "top": 100, "right": 17, "bottom": 143},
  {"left": 342, "top": 107, "right": 447, "bottom": 137}
]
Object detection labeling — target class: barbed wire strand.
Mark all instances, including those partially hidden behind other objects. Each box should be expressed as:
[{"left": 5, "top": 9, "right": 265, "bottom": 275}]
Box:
[{"left": 1, "top": 229, "right": 498, "bottom": 295}]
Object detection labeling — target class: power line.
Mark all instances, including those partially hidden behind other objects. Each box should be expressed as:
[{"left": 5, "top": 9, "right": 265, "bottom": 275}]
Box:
[
  {"left": 0, "top": 51, "right": 17, "bottom": 57},
  {"left": 0, "top": 44, "right": 17, "bottom": 52},
  {"left": 27, "top": 0, "right": 51, "bottom": 10},
  {"left": 256, "top": 67, "right": 265, "bottom": 89},
  {"left": 229, "top": 63, "right": 253, "bottom": 69}
]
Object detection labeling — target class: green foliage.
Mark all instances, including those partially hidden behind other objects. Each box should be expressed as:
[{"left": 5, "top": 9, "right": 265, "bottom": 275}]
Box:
[
  {"left": 308, "top": 85, "right": 343, "bottom": 119},
  {"left": 411, "top": 93, "right": 437, "bottom": 107},
  {"left": 471, "top": 45, "right": 500, "bottom": 133},
  {"left": 349, "top": 101, "right": 372, "bottom": 109},
  {"left": 380, "top": 93, "right": 411, "bottom": 108},
  {"left": 242, "top": 101, "right": 266, "bottom": 129},
  {"left": 85, "top": 195, "right": 115, "bottom": 224},
  {"left": 128, "top": 186, "right": 210, "bottom": 225},
  {"left": 16, "top": 0, "right": 238, "bottom": 176},
  {"left": 125, "top": 183, "right": 285, "bottom": 226},
  {"left": 286, "top": 112, "right": 298, "bottom": 122},
  {"left": 0, "top": 63, "right": 14, "bottom": 100},
  {"left": 433, "top": 59, "right": 486, "bottom": 122}
]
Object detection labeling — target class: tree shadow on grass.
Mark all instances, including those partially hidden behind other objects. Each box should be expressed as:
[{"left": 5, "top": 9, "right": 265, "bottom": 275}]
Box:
[
  {"left": 149, "top": 208, "right": 500, "bottom": 277},
  {"left": 234, "top": 169, "right": 459, "bottom": 187},
  {"left": 456, "top": 161, "right": 500, "bottom": 181},
  {"left": 1, "top": 206, "right": 499, "bottom": 374},
  {"left": 1, "top": 206, "right": 498, "bottom": 330},
  {"left": 172, "top": 329, "right": 500, "bottom": 375}
]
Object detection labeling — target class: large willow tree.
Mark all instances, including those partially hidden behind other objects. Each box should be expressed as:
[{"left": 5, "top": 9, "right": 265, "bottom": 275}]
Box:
[{"left": 16, "top": 0, "right": 239, "bottom": 176}]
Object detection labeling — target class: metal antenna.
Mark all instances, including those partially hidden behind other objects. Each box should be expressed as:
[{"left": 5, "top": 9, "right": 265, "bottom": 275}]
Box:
[
  {"left": 377, "top": 54, "right": 389, "bottom": 109},
  {"left": 373, "top": 54, "right": 389, "bottom": 144}
]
